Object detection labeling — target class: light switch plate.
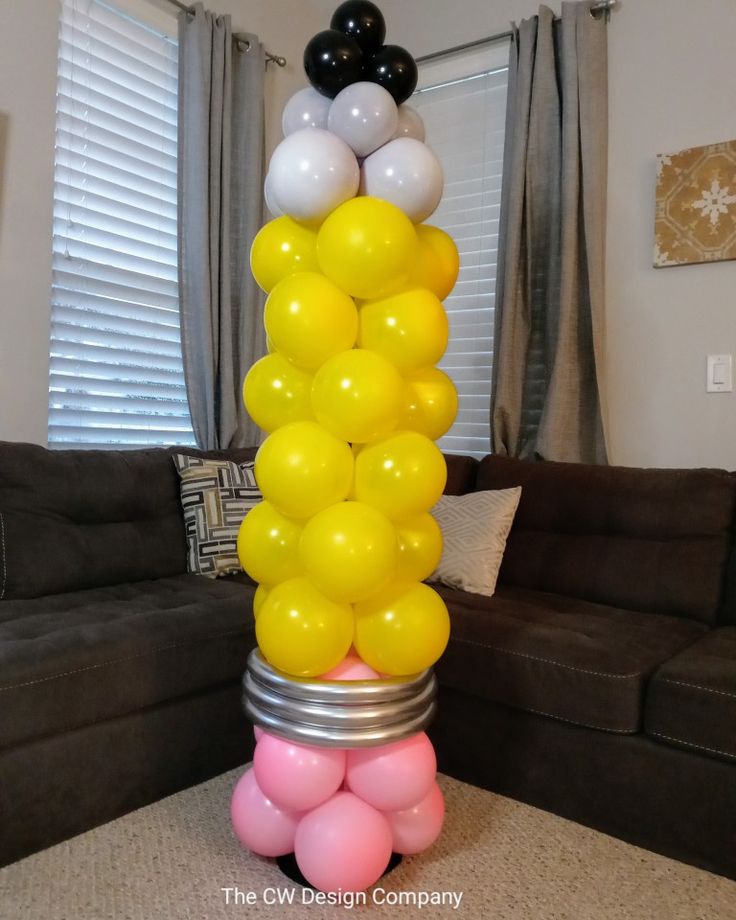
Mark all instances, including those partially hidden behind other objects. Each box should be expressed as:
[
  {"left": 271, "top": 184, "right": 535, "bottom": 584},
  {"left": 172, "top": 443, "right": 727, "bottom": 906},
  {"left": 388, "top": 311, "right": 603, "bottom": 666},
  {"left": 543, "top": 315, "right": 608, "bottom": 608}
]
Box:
[{"left": 707, "top": 354, "right": 733, "bottom": 393}]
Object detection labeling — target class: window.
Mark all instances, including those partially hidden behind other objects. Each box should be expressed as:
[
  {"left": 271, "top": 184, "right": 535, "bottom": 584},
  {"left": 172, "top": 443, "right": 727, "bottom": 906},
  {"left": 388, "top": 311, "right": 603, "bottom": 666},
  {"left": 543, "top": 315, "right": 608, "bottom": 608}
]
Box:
[
  {"left": 412, "top": 42, "right": 509, "bottom": 458},
  {"left": 49, "top": 0, "right": 195, "bottom": 449}
]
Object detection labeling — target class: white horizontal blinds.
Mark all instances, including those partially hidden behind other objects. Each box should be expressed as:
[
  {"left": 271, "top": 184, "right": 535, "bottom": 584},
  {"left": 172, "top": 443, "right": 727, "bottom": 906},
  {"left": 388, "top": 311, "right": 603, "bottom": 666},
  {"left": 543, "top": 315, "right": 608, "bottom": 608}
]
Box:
[
  {"left": 49, "top": 0, "right": 195, "bottom": 449},
  {"left": 412, "top": 42, "right": 510, "bottom": 458}
]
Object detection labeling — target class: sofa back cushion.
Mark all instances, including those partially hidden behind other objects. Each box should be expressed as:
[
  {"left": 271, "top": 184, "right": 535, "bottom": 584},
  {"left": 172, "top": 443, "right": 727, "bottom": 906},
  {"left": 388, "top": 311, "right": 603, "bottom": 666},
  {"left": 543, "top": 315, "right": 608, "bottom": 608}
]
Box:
[
  {"left": 475, "top": 455, "right": 736, "bottom": 625},
  {"left": 443, "top": 453, "right": 479, "bottom": 495},
  {"left": 0, "top": 442, "right": 256, "bottom": 600},
  {"left": 721, "top": 544, "right": 736, "bottom": 626}
]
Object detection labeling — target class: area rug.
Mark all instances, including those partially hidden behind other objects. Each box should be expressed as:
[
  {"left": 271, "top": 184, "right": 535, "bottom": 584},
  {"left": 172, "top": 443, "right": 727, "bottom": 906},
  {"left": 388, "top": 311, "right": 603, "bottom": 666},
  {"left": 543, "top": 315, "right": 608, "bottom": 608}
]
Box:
[{"left": 1, "top": 769, "right": 734, "bottom": 919}]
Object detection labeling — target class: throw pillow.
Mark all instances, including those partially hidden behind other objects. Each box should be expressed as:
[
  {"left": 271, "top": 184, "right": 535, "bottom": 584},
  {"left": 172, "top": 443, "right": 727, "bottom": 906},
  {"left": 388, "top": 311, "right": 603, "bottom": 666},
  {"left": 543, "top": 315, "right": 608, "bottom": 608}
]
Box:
[
  {"left": 431, "top": 487, "right": 522, "bottom": 597},
  {"left": 173, "top": 454, "right": 261, "bottom": 578}
]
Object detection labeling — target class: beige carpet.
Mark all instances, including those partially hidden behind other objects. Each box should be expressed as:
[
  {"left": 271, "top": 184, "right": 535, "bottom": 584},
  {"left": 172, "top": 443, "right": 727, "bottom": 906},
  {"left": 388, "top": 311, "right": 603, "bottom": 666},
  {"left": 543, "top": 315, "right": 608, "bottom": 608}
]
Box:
[{"left": 1, "top": 770, "right": 734, "bottom": 920}]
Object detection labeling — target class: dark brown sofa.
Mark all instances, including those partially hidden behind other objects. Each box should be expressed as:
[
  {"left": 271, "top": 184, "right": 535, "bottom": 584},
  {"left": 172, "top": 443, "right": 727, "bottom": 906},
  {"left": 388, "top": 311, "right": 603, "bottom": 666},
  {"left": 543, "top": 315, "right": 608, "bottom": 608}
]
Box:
[
  {"left": 0, "top": 443, "right": 259, "bottom": 866},
  {"left": 1, "top": 443, "right": 735, "bottom": 881},
  {"left": 432, "top": 454, "right": 736, "bottom": 880}
]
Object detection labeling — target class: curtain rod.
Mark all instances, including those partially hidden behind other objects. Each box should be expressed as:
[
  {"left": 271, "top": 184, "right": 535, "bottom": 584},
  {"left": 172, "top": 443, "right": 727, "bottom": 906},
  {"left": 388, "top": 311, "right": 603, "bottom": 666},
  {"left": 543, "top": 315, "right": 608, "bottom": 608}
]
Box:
[
  {"left": 415, "top": 0, "right": 618, "bottom": 65},
  {"left": 164, "top": 0, "right": 287, "bottom": 66}
]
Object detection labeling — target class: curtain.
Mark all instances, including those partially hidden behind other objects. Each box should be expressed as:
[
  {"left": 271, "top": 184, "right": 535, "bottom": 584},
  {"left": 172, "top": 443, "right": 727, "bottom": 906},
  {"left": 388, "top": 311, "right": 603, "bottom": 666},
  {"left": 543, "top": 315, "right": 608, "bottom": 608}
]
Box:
[
  {"left": 178, "top": 4, "right": 266, "bottom": 450},
  {"left": 491, "top": 2, "right": 608, "bottom": 463}
]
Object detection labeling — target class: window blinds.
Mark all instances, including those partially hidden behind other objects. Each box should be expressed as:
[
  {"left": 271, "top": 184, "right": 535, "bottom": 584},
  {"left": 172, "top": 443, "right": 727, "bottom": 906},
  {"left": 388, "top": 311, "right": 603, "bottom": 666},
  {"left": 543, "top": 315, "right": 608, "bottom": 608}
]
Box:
[
  {"left": 49, "top": 0, "right": 194, "bottom": 449},
  {"left": 412, "top": 43, "right": 509, "bottom": 458}
]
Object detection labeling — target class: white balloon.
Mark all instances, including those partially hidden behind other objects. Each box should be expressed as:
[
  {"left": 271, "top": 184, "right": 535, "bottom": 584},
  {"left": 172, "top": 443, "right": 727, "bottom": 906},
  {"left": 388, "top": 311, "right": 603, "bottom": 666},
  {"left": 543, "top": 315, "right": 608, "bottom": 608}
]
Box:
[
  {"left": 393, "top": 104, "right": 426, "bottom": 143},
  {"left": 268, "top": 128, "right": 360, "bottom": 223},
  {"left": 263, "top": 172, "right": 283, "bottom": 218},
  {"left": 360, "top": 137, "right": 444, "bottom": 223},
  {"left": 282, "top": 86, "right": 332, "bottom": 136},
  {"left": 327, "top": 82, "right": 399, "bottom": 158}
]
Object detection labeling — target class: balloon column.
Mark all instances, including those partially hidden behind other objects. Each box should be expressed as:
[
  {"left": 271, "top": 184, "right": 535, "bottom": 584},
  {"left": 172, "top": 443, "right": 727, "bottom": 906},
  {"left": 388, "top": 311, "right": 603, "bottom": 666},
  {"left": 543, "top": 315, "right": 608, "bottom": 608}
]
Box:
[{"left": 232, "top": 0, "right": 460, "bottom": 894}]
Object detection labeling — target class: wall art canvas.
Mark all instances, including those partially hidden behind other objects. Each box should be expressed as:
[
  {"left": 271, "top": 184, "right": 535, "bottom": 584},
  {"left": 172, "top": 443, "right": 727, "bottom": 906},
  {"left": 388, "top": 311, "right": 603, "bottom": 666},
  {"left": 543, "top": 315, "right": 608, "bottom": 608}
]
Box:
[{"left": 654, "top": 139, "right": 736, "bottom": 267}]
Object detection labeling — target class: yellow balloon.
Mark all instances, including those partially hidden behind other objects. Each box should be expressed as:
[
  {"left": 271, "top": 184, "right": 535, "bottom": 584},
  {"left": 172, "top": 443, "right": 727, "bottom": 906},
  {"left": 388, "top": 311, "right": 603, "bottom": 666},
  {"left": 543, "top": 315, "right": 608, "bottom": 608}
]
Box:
[
  {"left": 408, "top": 224, "right": 460, "bottom": 301},
  {"left": 237, "top": 501, "right": 303, "bottom": 586},
  {"left": 354, "top": 431, "right": 447, "bottom": 521},
  {"left": 395, "top": 513, "right": 443, "bottom": 582},
  {"left": 358, "top": 288, "right": 449, "bottom": 373},
  {"left": 250, "top": 216, "right": 320, "bottom": 293},
  {"left": 311, "top": 349, "right": 403, "bottom": 444},
  {"left": 299, "top": 501, "right": 397, "bottom": 603},
  {"left": 264, "top": 272, "right": 358, "bottom": 371},
  {"left": 317, "top": 197, "right": 417, "bottom": 300},
  {"left": 256, "top": 577, "right": 354, "bottom": 677},
  {"left": 400, "top": 367, "right": 458, "bottom": 440},
  {"left": 354, "top": 581, "right": 450, "bottom": 676},
  {"left": 253, "top": 583, "right": 271, "bottom": 620},
  {"left": 255, "top": 421, "right": 354, "bottom": 519},
  {"left": 243, "top": 353, "right": 313, "bottom": 433}
]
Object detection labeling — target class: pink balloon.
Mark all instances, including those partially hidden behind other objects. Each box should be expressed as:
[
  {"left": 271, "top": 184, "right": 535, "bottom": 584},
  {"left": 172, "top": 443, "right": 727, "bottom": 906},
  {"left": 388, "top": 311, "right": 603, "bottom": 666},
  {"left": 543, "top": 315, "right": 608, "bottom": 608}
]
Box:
[
  {"left": 321, "top": 653, "right": 380, "bottom": 681},
  {"left": 346, "top": 732, "right": 436, "bottom": 812},
  {"left": 385, "top": 781, "right": 445, "bottom": 855},
  {"left": 253, "top": 732, "right": 346, "bottom": 812},
  {"left": 294, "top": 791, "right": 392, "bottom": 892},
  {"left": 230, "top": 767, "right": 301, "bottom": 857},
  {"left": 254, "top": 725, "right": 264, "bottom": 742}
]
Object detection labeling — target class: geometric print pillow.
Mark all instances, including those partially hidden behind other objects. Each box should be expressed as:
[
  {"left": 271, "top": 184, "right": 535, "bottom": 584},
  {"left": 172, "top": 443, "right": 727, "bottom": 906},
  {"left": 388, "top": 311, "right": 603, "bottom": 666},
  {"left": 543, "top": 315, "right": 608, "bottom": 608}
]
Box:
[
  {"left": 430, "top": 487, "right": 522, "bottom": 598},
  {"left": 172, "top": 454, "right": 261, "bottom": 578}
]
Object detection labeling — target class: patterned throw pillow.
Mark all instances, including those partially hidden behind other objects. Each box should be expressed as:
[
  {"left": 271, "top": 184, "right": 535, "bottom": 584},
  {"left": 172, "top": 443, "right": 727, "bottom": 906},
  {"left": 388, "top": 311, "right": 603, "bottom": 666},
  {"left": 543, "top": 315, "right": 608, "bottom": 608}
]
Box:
[
  {"left": 431, "top": 487, "right": 522, "bottom": 597},
  {"left": 173, "top": 454, "right": 261, "bottom": 578}
]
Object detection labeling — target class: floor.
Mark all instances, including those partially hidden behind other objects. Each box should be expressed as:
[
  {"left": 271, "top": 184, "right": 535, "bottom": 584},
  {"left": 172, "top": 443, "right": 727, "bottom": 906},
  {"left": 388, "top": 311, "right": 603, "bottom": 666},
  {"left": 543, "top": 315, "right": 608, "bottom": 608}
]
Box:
[{"left": 1, "top": 769, "right": 734, "bottom": 920}]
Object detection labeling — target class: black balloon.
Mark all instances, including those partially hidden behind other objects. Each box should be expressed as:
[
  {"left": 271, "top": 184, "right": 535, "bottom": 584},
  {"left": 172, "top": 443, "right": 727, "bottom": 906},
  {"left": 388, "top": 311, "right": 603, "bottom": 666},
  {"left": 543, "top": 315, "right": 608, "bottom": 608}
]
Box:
[
  {"left": 364, "top": 44, "right": 418, "bottom": 105},
  {"left": 304, "top": 29, "right": 364, "bottom": 99},
  {"left": 330, "top": 1, "right": 386, "bottom": 54}
]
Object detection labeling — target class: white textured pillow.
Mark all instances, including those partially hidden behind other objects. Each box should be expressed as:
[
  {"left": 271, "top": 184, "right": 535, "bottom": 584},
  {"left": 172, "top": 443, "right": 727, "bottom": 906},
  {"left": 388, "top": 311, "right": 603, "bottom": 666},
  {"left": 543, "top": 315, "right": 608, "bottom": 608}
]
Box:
[{"left": 431, "top": 487, "right": 522, "bottom": 597}]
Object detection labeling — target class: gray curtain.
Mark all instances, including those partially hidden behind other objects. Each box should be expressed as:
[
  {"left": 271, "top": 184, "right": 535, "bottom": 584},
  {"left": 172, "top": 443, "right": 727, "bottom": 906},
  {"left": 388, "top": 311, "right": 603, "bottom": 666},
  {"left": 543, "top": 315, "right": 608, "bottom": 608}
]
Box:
[
  {"left": 491, "top": 2, "right": 608, "bottom": 463},
  {"left": 177, "top": 4, "right": 266, "bottom": 450}
]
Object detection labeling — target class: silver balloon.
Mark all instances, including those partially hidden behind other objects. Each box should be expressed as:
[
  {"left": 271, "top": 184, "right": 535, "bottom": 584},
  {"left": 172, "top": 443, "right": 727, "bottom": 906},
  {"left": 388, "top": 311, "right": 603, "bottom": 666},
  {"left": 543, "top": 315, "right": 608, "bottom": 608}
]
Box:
[
  {"left": 393, "top": 104, "right": 426, "bottom": 142},
  {"left": 268, "top": 128, "right": 359, "bottom": 223},
  {"left": 243, "top": 649, "right": 438, "bottom": 749},
  {"left": 328, "top": 81, "right": 399, "bottom": 158},
  {"left": 360, "top": 137, "right": 444, "bottom": 223},
  {"left": 281, "top": 86, "right": 332, "bottom": 136}
]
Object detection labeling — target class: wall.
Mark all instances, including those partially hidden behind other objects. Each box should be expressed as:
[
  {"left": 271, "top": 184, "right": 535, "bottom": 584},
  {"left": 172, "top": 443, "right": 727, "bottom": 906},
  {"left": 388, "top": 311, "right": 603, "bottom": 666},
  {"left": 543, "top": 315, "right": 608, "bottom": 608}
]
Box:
[
  {"left": 2, "top": 0, "right": 735, "bottom": 466},
  {"left": 320, "top": 0, "right": 735, "bottom": 469},
  {"left": 0, "top": 0, "right": 58, "bottom": 446},
  {"left": 0, "top": 0, "right": 313, "bottom": 446},
  {"left": 604, "top": 0, "right": 736, "bottom": 469}
]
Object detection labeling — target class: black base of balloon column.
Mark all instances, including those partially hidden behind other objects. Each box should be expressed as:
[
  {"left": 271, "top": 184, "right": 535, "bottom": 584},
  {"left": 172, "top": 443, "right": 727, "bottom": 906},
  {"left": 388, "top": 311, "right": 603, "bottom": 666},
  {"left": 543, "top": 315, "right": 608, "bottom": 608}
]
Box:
[{"left": 276, "top": 851, "right": 403, "bottom": 889}]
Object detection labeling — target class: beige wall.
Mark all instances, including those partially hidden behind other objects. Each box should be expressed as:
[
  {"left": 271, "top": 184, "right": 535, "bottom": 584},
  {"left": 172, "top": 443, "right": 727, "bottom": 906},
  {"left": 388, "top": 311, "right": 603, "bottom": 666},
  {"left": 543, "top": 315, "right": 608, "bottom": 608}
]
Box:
[
  {"left": 2, "top": 0, "right": 735, "bottom": 467},
  {"left": 0, "top": 0, "right": 58, "bottom": 445},
  {"left": 604, "top": 0, "right": 736, "bottom": 469}
]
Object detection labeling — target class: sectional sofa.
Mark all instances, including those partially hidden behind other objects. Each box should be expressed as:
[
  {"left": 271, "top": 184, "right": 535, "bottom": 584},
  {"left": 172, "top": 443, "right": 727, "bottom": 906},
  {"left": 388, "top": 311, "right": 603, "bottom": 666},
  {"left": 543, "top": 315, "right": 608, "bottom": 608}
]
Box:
[{"left": 0, "top": 442, "right": 734, "bottom": 879}]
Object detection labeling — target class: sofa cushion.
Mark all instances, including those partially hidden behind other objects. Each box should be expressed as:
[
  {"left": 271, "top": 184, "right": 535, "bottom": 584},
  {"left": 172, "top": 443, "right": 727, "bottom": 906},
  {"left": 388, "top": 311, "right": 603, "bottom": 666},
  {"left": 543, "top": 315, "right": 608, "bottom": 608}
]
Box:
[
  {"left": 0, "top": 574, "right": 257, "bottom": 750},
  {"left": 475, "top": 455, "right": 736, "bottom": 625},
  {"left": 0, "top": 442, "right": 256, "bottom": 599},
  {"left": 645, "top": 627, "right": 736, "bottom": 763},
  {"left": 432, "top": 583, "right": 706, "bottom": 733}
]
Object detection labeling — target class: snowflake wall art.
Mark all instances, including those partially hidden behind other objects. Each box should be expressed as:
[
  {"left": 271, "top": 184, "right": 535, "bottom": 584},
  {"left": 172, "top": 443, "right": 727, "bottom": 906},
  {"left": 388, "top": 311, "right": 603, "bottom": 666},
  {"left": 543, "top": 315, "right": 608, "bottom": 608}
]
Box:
[{"left": 654, "top": 139, "right": 736, "bottom": 267}]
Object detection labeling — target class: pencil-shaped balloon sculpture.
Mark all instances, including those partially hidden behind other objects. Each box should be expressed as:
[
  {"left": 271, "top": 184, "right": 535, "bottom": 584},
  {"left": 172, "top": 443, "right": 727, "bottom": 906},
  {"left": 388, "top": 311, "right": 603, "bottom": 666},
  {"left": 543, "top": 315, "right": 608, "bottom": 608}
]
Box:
[{"left": 232, "top": 0, "right": 460, "bottom": 893}]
